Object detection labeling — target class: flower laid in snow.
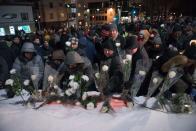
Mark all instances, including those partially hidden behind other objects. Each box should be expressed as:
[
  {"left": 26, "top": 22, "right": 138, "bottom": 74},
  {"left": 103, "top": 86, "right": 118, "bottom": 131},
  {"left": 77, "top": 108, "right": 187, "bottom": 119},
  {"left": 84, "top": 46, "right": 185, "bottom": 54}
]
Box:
[
  {"left": 68, "top": 81, "right": 79, "bottom": 90},
  {"left": 69, "top": 75, "right": 75, "bottom": 80},
  {"left": 168, "top": 71, "right": 176, "bottom": 78},
  {"left": 75, "top": 102, "right": 81, "bottom": 106},
  {"left": 65, "top": 89, "right": 72, "bottom": 96},
  {"left": 139, "top": 70, "right": 146, "bottom": 76},
  {"left": 86, "top": 91, "right": 100, "bottom": 97},
  {"left": 86, "top": 102, "right": 95, "bottom": 110},
  {"left": 95, "top": 73, "right": 100, "bottom": 79},
  {"left": 126, "top": 54, "right": 132, "bottom": 61},
  {"left": 10, "top": 69, "right": 16, "bottom": 74},
  {"left": 115, "top": 42, "right": 121, "bottom": 47},
  {"left": 82, "top": 92, "right": 88, "bottom": 100},
  {"left": 48, "top": 75, "right": 54, "bottom": 82},
  {"left": 81, "top": 75, "right": 89, "bottom": 82},
  {"left": 65, "top": 41, "right": 71, "bottom": 47},
  {"left": 153, "top": 78, "right": 158, "bottom": 84},
  {"left": 5, "top": 79, "right": 14, "bottom": 86},
  {"left": 102, "top": 65, "right": 109, "bottom": 72},
  {"left": 23, "top": 80, "right": 30, "bottom": 86},
  {"left": 31, "top": 75, "right": 37, "bottom": 81}
]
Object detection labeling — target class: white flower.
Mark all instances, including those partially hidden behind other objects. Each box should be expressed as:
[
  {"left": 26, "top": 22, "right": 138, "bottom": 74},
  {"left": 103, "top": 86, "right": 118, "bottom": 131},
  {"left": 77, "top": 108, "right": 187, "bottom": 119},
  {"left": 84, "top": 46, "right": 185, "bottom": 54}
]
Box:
[
  {"left": 126, "top": 54, "right": 132, "bottom": 61},
  {"left": 150, "top": 34, "right": 155, "bottom": 38},
  {"left": 156, "top": 55, "right": 160, "bottom": 59},
  {"left": 153, "top": 78, "right": 158, "bottom": 84},
  {"left": 69, "top": 75, "right": 75, "bottom": 80},
  {"left": 95, "top": 73, "right": 100, "bottom": 79},
  {"left": 139, "top": 70, "right": 146, "bottom": 76},
  {"left": 70, "top": 87, "right": 76, "bottom": 94},
  {"left": 10, "top": 69, "right": 16, "bottom": 74},
  {"left": 86, "top": 91, "right": 100, "bottom": 96},
  {"left": 160, "top": 24, "right": 165, "bottom": 28},
  {"left": 102, "top": 65, "right": 109, "bottom": 72},
  {"left": 65, "top": 89, "right": 72, "bottom": 96},
  {"left": 5, "top": 79, "right": 14, "bottom": 86},
  {"left": 86, "top": 102, "right": 95, "bottom": 110},
  {"left": 48, "top": 75, "right": 54, "bottom": 82},
  {"left": 115, "top": 42, "right": 121, "bottom": 47},
  {"left": 31, "top": 75, "right": 37, "bottom": 81},
  {"left": 53, "top": 85, "right": 59, "bottom": 89},
  {"left": 23, "top": 80, "right": 30, "bottom": 86},
  {"left": 68, "top": 81, "right": 79, "bottom": 90},
  {"left": 65, "top": 41, "right": 71, "bottom": 47},
  {"left": 82, "top": 92, "right": 88, "bottom": 100},
  {"left": 81, "top": 75, "right": 89, "bottom": 82},
  {"left": 168, "top": 71, "right": 176, "bottom": 78},
  {"left": 123, "top": 59, "right": 128, "bottom": 64},
  {"left": 75, "top": 102, "right": 81, "bottom": 106}
]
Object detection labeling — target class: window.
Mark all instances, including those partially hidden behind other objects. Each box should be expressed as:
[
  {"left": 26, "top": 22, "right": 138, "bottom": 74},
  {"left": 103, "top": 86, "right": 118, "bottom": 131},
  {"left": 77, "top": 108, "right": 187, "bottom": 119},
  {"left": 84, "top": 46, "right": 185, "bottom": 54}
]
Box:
[
  {"left": 49, "top": 2, "right": 53, "bottom": 8},
  {"left": 49, "top": 13, "right": 54, "bottom": 19},
  {"left": 21, "top": 13, "right": 29, "bottom": 21}
]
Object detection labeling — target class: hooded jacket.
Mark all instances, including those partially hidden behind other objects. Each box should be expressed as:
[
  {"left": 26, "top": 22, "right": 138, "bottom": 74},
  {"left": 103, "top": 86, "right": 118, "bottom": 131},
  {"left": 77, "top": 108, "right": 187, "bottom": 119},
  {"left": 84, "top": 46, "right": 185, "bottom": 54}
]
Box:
[{"left": 13, "top": 42, "right": 44, "bottom": 85}]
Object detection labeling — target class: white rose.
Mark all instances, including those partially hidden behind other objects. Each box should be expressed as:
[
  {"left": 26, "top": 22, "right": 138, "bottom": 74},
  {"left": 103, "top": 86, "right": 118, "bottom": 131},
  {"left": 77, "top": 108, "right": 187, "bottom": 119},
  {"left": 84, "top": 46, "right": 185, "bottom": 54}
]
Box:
[
  {"left": 139, "top": 70, "right": 146, "bottom": 76},
  {"left": 126, "top": 54, "right": 132, "bottom": 61},
  {"left": 102, "top": 65, "right": 109, "bottom": 72},
  {"left": 5, "top": 79, "right": 14, "bottom": 86},
  {"left": 156, "top": 55, "right": 160, "bottom": 59},
  {"left": 69, "top": 75, "right": 75, "bottom": 80},
  {"left": 81, "top": 75, "right": 89, "bottom": 82},
  {"left": 153, "top": 78, "right": 158, "bottom": 84},
  {"left": 82, "top": 92, "right": 88, "bottom": 100},
  {"left": 23, "top": 80, "right": 30, "bottom": 86},
  {"left": 31, "top": 75, "right": 37, "bottom": 81},
  {"left": 53, "top": 85, "right": 59, "bottom": 89},
  {"left": 168, "top": 71, "right": 176, "bottom": 78},
  {"left": 95, "top": 73, "right": 100, "bottom": 79},
  {"left": 48, "top": 75, "right": 54, "bottom": 82},
  {"left": 70, "top": 88, "right": 76, "bottom": 94},
  {"left": 65, "top": 89, "right": 72, "bottom": 96},
  {"left": 10, "top": 69, "right": 16, "bottom": 74},
  {"left": 75, "top": 102, "right": 81, "bottom": 106},
  {"left": 115, "top": 42, "right": 121, "bottom": 47},
  {"left": 86, "top": 91, "right": 100, "bottom": 96},
  {"left": 69, "top": 81, "right": 79, "bottom": 89},
  {"left": 86, "top": 102, "right": 95, "bottom": 110},
  {"left": 65, "top": 41, "right": 71, "bottom": 47}
]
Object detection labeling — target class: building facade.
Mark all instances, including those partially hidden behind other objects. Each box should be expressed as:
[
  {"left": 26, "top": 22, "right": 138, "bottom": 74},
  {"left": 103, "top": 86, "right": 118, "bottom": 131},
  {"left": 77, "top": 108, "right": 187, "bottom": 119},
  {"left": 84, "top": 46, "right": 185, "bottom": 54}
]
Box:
[{"left": 0, "top": 4, "right": 35, "bottom": 36}]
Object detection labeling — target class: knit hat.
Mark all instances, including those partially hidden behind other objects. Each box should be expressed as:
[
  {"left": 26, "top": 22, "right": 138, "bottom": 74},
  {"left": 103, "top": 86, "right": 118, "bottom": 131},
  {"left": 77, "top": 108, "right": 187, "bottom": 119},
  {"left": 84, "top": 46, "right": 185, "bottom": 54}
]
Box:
[
  {"left": 102, "top": 39, "right": 115, "bottom": 50},
  {"left": 109, "top": 23, "right": 118, "bottom": 31},
  {"left": 51, "top": 50, "right": 65, "bottom": 60},
  {"left": 125, "top": 35, "right": 138, "bottom": 49}
]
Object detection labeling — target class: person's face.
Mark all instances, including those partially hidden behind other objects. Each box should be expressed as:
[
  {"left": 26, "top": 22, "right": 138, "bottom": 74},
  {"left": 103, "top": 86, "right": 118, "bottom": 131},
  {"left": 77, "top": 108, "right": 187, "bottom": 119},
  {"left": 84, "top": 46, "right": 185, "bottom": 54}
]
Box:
[
  {"left": 13, "top": 37, "right": 20, "bottom": 44},
  {"left": 24, "top": 52, "right": 33, "bottom": 60},
  {"left": 104, "top": 48, "right": 114, "bottom": 57},
  {"left": 44, "top": 41, "right": 49, "bottom": 48},
  {"left": 110, "top": 29, "right": 118, "bottom": 39},
  {"left": 34, "top": 38, "right": 40, "bottom": 45},
  {"left": 126, "top": 48, "right": 138, "bottom": 55},
  {"left": 71, "top": 42, "right": 78, "bottom": 49}
]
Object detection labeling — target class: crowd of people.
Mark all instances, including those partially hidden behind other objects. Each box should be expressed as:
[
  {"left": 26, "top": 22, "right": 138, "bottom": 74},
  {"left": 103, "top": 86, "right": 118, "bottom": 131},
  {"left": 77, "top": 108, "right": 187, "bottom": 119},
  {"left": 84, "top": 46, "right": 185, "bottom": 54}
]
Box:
[{"left": 0, "top": 16, "right": 195, "bottom": 101}]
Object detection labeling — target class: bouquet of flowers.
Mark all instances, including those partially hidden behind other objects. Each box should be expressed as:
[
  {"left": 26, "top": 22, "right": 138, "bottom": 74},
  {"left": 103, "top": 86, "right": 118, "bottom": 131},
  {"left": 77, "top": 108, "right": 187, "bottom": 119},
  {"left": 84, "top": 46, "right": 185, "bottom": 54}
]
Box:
[
  {"left": 154, "top": 67, "right": 184, "bottom": 111},
  {"left": 94, "top": 64, "right": 109, "bottom": 94},
  {"left": 143, "top": 71, "right": 163, "bottom": 105},
  {"left": 5, "top": 69, "right": 22, "bottom": 98},
  {"left": 122, "top": 54, "right": 132, "bottom": 82},
  {"left": 130, "top": 59, "right": 152, "bottom": 98}
]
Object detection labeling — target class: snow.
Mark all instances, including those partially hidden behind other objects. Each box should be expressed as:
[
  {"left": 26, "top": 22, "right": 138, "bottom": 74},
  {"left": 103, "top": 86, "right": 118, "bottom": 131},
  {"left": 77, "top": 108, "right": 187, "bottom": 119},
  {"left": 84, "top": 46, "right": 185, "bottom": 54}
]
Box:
[{"left": 0, "top": 89, "right": 196, "bottom": 131}]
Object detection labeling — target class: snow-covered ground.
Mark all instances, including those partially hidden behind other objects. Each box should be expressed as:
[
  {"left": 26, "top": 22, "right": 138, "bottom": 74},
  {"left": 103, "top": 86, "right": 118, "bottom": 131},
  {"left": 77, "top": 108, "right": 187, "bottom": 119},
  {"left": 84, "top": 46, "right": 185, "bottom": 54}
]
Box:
[{"left": 0, "top": 89, "right": 196, "bottom": 131}]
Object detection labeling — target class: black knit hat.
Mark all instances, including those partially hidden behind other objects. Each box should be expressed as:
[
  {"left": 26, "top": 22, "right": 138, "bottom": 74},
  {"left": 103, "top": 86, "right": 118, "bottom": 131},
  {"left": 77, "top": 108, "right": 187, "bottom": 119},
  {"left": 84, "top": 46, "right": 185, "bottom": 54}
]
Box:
[
  {"left": 102, "top": 39, "right": 115, "bottom": 50},
  {"left": 101, "top": 24, "right": 110, "bottom": 37},
  {"left": 109, "top": 23, "right": 118, "bottom": 31},
  {"left": 125, "top": 35, "right": 138, "bottom": 49}
]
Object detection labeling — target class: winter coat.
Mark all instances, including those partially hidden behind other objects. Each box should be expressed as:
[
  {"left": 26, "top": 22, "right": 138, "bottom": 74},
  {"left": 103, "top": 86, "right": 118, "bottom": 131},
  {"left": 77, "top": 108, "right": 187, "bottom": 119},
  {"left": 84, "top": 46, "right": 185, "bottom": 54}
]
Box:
[
  {"left": 0, "top": 56, "right": 9, "bottom": 84},
  {"left": 13, "top": 42, "right": 44, "bottom": 87},
  {"left": 0, "top": 41, "right": 15, "bottom": 70}
]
